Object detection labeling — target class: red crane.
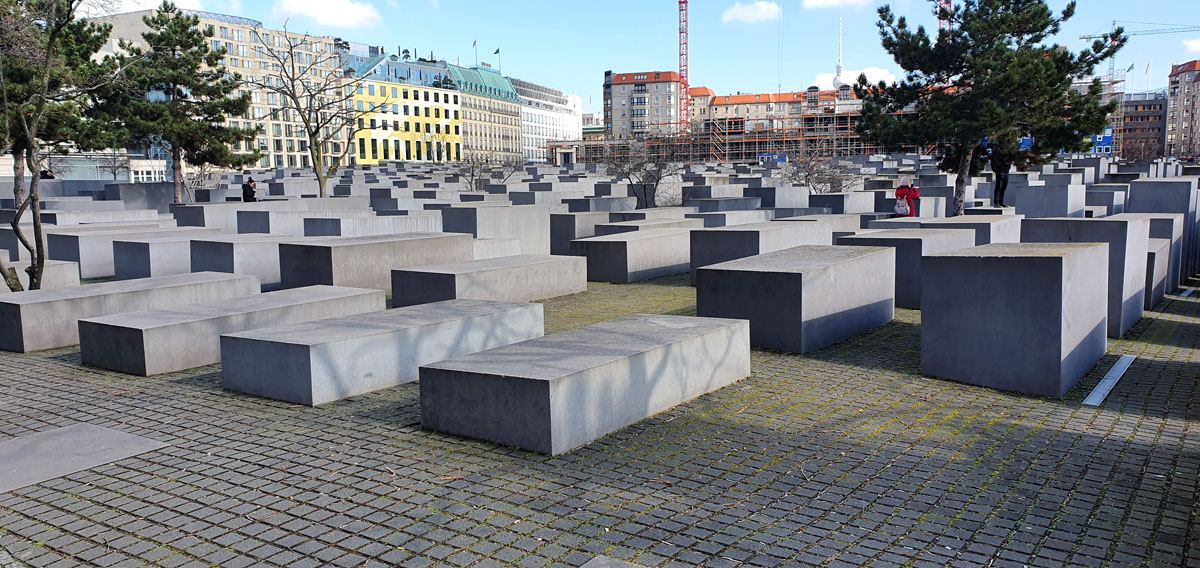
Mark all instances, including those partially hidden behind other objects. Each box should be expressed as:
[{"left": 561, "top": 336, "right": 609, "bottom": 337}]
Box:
[
  {"left": 937, "top": 0, "right": 952, "bottom": 31},
  {"left": 679, "top": 0, "right": 689, "bottom": 131}
]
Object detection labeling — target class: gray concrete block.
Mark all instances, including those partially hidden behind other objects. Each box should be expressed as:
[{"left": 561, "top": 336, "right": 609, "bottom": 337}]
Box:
[
  {"left": 48, "top": 227, "right": 219, "bottom": 279},
  {"left": 565, "top": 197, "right": 637, "bottom": 212},
  {"left": 1109, "top": 213, "right": 1184, "bottom": 290},
  {"left": 696, "top": 245, "right": 895, "bottom": 353},
  {"left": 392, "top": 254, "right": 586, "bottom": 307},
  {"left": 682, "top": 197, "right": 762, "bottom": 213},
  {"left": 594, "top": 218, "right": 704, "bottom": 236},
  {"left": 836, "top": 228, "right": 977, "bottom": 309},
  {"left": 279, "top": 233, "right": 474, "bottom": 294},
  {"left": 689, "top": 221, "right": 836, "bottom": 283},
  {"left": 0, "top": 260, "right": 79, "bottom": 293},
  {"left": 191, "top": 235, "right": 300, "bottom": 290},
  {"left": 419, "top": 314, "right": 751, "bottom": 455},
  {"left": 473, "top": 237, "right": 522, "bottom": 260},
  {"left": 222, "top": 300, "right": 544, "bottom": 405},
  {"left": 809, "top": 192, "right": 877, "bottom": 214},
  {"left": 237, "top": 210, "right": 374, "bottom": 236},
  {"left": 79, "top": 285, "right": 384, "bottom": 376},
  {"left": 1021, "top": 217, "right": 1149, "bottom": 338},
  {"left": 685, "top": 210, "right": 775, "bottom": 227},
  {"left": 608, "top": 207, "right": 697, "bottom": 222},
  {"left": 1124, "top": 178, "right": 1198, "bottom": 282},
  {"left": 40, "top": 209, "right": 161, "bottom": 226},
  {"left": 113, "top": 236, "right": 197, "bottom": 280},
  {"left": 919, "top": 215, "right": 1023, "bottom": 245},
  {"left": 550, "top": 212, "right": 610, "bottom": 255},
  {"left": 1146, "top": 238, "right": 1169, "bottom": 310},
  {"left": 964, "top": 206, "right": 1015, "bottom": 215},
  {"left": 442, "top": 205, "right": 551, "bottom": 255},
  {"left": 301, "top": 214, "right": 442, "bottom": 237},
  {"left": 0, "top": 272, "right": 260, "bottom": 352},
  {"left": 570, "top": 228, "right": 691, "bottom": 283},
  {"left": 921, "top": 243, "right": 1109, "bottom": 397}
]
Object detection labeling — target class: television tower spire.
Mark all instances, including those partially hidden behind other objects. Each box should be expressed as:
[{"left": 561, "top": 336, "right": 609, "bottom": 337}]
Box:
[{"left": 833, "top": 16, "right": 848, "bottom": 89}]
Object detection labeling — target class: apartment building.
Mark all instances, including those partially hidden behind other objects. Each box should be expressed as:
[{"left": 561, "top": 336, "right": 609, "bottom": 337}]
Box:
[
  {"left": 98, "top": 9, "right": 343, "bottom": 170},
  {"left": 510, "top": 78, "right": 582, "bottom": 163},
  {"left": 448, "top": 65, "right": 523, "bottom": 163},
  {"left": 701, "top": 86, "right": 862, "bottom": 133},
  {"left": 1122, "top": 91, "right": 1168, "bottom": 161},
  {"left": 603, "top": 70, "right": 681, "bottom": 139},
  {"left": 344, "top": 48, "right": 462, "bottom": 165},
  {"left": 1167, "top": 60, "right": 1200, "bottom": 159}
]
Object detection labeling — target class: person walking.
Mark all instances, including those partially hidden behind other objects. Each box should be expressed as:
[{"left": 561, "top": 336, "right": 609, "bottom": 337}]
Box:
[
  {"left": 894, "top": 176, "right": 919, "bottom": 217},
  {"left": 241, "top": 177, "right": 257, "bottom": 203}
]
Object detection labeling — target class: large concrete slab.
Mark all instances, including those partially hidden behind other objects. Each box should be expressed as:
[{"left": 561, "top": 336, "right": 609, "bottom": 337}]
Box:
[
  {"left": 689, "top": 221, "right": 836, "bottom": 283},
  {"left": 391, "top": 254, "right": 586, "bottom": 307},
  {"left": 222, "top": 300, "right": 544, "bottom": 406},
  {"left": 420, "top": 314, "right": 751, "bottom": 455},
  {"left": 237, "top": 210, "right": 375, "bottom": 236},
  {"left": 48, "top": 227, "right": 219, "bottom": 279},
  {"left": 836, "top": 228, "right": 977, "bottom": 309},
  {"left": 0, "top": 260, "right": 80, "bottom": 293},
  {"left": 550, "top": 212, "right": 611, "bottom": 255},
  {"left": 921, "top": 243, "right": 1108, "bottom": 397},
  {"left": 302, "top": 214, "right": 443, "bottom": 237},
  {"left": 191, "top": 235, "right": 300, "bottom": 291},
  {"left": 0, "top": 424, "right": 169, "bottom": 493},
  {"left": 0, "top": 272, "right": 260, "bottom": 352},
  {"left": 696, "top": 245, "right": 895, "bottom": 353},
  {"left": 1021, "top": 217, "right": 1149, "bottom": 338},
  {"left": 79, "top": 285, "right": 385, "bottom": 376},
  {"left": 442, "top": 205, "right": 550, "bottom": 255},
  {"left": 919, "top": 215, "right": 1023, "bottom": 245},
  {"left": 279, "top": 233, "right": 474, "bottom": 294},
  {"left": 571, "top": 228, "right": 691, "bottom": 283}
]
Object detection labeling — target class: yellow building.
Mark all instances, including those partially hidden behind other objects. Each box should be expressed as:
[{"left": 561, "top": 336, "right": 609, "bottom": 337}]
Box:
[{"left": 346, "top": 51, "right": 463, "bottom": 165}]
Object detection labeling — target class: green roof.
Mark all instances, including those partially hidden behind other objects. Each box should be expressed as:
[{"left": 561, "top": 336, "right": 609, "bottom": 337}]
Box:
[{"left": 448, "top": 64, "right": 519, "bottom": 103}]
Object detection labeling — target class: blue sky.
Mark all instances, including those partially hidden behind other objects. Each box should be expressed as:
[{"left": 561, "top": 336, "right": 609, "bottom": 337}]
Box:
[{"left": 119, "top": 0, "right": 1200, "bottom": 113}]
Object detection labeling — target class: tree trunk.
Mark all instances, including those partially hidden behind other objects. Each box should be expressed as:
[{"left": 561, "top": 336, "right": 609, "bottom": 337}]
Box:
[
  {"left": 0, "top": 261, "right": 23, "bottom": 292},
  {"left": 952, "top": 144, "right": 974, "bottom": 216},
  {"left": 12, "top": 151, "right": 25, "bottom": 203},
  {"left": 172, "top": 146, "right": 184, "bottom": 204},
  {"left": 23, "top": 149, "right": 43, "bottom": 290}
]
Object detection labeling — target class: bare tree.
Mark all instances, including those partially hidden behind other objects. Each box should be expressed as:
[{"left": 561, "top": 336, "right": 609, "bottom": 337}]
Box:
[
  {"left": 94, "top": 149, "right": 130, "bottom": 180},
  {"left": 600, "top": 136, "right": 686, "bottom": 208},
  {"left": 779, "top": 136, "right": 863, "bottom": 194},
  {"left": 249, "top": 25, "right": 381, "bottom": 197}
]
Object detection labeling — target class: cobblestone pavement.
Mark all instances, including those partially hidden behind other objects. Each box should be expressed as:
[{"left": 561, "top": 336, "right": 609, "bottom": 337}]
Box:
[{"left": 0, "top": 275, "right": 1196, "bottom": 567}]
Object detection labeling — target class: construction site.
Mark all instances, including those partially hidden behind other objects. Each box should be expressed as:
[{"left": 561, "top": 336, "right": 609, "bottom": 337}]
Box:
[{"left": 551, "top": 3, "right": 1197, "bottom": 167}]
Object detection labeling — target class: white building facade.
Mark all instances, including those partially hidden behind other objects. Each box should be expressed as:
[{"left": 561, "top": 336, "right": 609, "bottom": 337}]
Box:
[{"left": 510, "top": 78, "right": 582, "bottom": 163}]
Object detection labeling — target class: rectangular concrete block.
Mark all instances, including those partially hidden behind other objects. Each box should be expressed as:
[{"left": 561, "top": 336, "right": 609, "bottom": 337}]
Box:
[
  {"left": 0, "top": 272, "right": 260, "bottom": 352},
  {"left": 594, "top": 218, "right": 704, "bottom": 236},
  {"left": 0, "top": 260, "right": 80, "bottom": 293},
  {"left": 570, "top": 228, "right": 691, "bottom": 283},
  {"left": 473, "top": 238, "right": 522, "bottom": 260},
  {"left": 442, "top": 206, "right": 551, "bottom": 255},
  {"left": 920, "top": 215, "right": 1023, "bottom": 245},
  {"left": 79, "top": 285, "right": 385, "bottom": 376},
  {"left": 419, "top": 314, "right": 751, "bottom": 455},
  {"left": 921, "top": 243, "right": 1109, "bottom": 397},
  {"left": 1110, "top": 213, "right": 1185, "bottom": 290},
  {"left": 47, "top": 227, "right": 221, "bottom": 280},
  {"left": 237, "top": 210, "right": 375, "bottom": 236},
  {"left": 689, "top": 221, "right": 835, "bottom": 283},
  {"left": 550, "top": 212, "right": 610, "bottom": 255},
  {"left": 1021, "top": 217, "right": 1149, "bottom": 338},
  {"left": 696, "top": 245, "right": 895, "bottom": 353},
  {"left": 279, "top": 233, "right": 474, "bottom": 294},
  {"left": 809, "top": 192, "right": 875, "bottom": 214},
  {"left": 1146, "top": 238, "right": 1169, "bottom": 310},
  {"left": 836, "top": 228, "right": 977, "bottom": 309},
  {"left": 221, "top": 300, "right": 544, "bottom": 405},
  {"left": 391, "top": 254, "right": 586, "bottom": 307},
  {"left": 191, "top": 235, "right": 299, "bottom": 291},
  {"left": 301, "top": 214, "right": 443, "bottom": 237}
]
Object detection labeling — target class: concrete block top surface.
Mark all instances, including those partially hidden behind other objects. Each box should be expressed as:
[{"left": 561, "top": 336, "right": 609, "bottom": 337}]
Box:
[
  {"left": 194, "top": 234, "right": 301, "bottom": 244},
  {"left": 926, "top": 242, "right": 1107, "bottom": 259},
  {"left": 921, "top": 215, "right": 1024, "bottom": 225},
  {"left": 0, "top": 272, "right": 257, "bottom": 305},
  {"left": 222, "top": 299, "right": 538, "bottom": 346},
  {"left": 576, "top": 228, "right": 692, "bottom": 243},
  {"left": 402, "top": 254, "right": 578, "bottom": 274},
  {"left": 423, "top": 314, "right": 744, "bottom": 380},
  {"left": 702, "top": 244, "right": 891, "bottom": 273},
  {"left": 694, "top": 221, "right": 791, "bottom": 233},
  {"left": 838, "top": 228, "right": 975, "bottom": 242},
  {"left": 82, "top": 285, "right": 381, "bottom": 329},
  {"left": 295, "top": 232, "right": 460, "bottom": 247}
]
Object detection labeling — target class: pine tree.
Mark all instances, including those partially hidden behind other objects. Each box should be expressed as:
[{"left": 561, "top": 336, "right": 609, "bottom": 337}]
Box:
[
  {"left": 854, "top": 0, "right": 1124, "bottom": 215},
  {"left": 120, "top": 1, "right": 258, "bottom": 203}
]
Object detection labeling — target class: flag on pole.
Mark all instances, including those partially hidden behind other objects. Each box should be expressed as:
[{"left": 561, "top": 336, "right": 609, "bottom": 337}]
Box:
[
  {"left": 494, "top": 48, "right": 500, "bottom": 55},
  {"left": 472, "top": 40, "right": 476, "bottom": 47},
  {"left": 1126, "top": 63, "right": 1135, "bottom": 73}
]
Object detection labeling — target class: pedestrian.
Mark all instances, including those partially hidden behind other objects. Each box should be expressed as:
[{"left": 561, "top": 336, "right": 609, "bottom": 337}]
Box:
[
  {"left": 241, "top": 177, "right": 257, "bottom": 203},
  {"left": 894, "top": 176, "right": 919, "bottom": 217}
]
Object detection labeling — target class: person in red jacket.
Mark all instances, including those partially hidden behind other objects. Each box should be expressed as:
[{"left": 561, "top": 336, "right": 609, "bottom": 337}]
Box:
[{"left": 894, "top": 177, "right": 920, "bottom": 217}]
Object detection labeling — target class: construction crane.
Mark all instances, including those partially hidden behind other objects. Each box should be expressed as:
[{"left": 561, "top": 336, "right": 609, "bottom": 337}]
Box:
[
  {"left": 936, "top": 0, "right": 952, "bottom": 31},
  {"left": 1079, "top": 21, "right": 1200, "bottom": 157},
  {"left": 679, "top": 0, "right": 689, "bottom": 132}
]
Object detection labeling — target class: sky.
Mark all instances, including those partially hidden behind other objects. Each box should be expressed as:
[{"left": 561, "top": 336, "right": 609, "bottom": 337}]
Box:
[{"left": 111, "top": 0, "right": 1200, "bottom": 114}]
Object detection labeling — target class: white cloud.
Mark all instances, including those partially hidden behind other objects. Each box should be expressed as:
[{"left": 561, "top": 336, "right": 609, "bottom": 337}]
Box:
[
  {"left": 274, "top": 0, "right": 380, "bottom": 28},
  {"left": 812, "top": 66, "right": 895, "bottom": 90},
  {"left": 801, "top": 0, "right": 871, "bottom": 8},
  {"left": 721, "top": 1, "right": 781, "bottom": 24},
  {"left": 1185, "top": 38, "right": 1200, "bottom": 53},
  {"left": 228, "top": 0, "right": 243, "bottom": 13}
]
